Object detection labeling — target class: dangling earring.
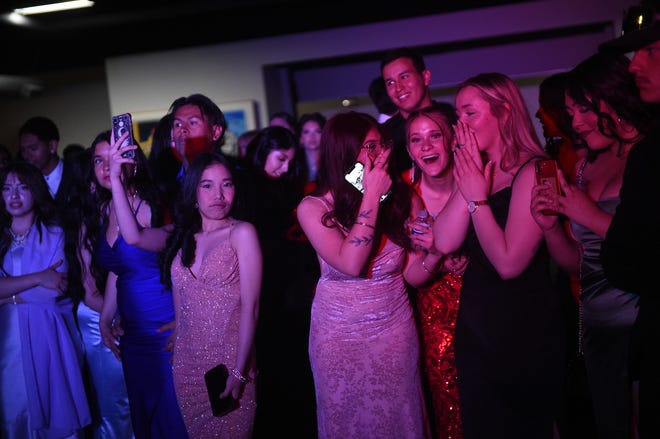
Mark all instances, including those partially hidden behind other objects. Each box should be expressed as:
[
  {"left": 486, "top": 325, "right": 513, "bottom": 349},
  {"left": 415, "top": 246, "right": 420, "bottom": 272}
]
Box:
[
  {"left": 194, "top": 202, "right": 199, "bottom": 208},
  {"left": 410, "top": 162, "right": 417, "bottom": 184},
  {"left": 133, "top": 165, "right": 137, "bottom": 177}
]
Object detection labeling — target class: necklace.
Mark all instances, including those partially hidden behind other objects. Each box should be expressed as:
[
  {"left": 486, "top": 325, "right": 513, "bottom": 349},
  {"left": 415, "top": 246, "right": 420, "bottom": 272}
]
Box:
[{"left": 9, "top": 227, "right": 31, "bottom": 249}]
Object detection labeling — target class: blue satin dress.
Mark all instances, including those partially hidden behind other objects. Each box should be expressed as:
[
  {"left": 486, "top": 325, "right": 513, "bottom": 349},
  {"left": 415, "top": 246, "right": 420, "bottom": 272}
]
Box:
[
  {"left": 95, "top": 217, "right": 187, "bottom": 439},
  {"left": 1, "top": 223, "right": 91, "bottom": 438},
  {"left": 77, "top": 302, "right": 134, "bottom": 438}
]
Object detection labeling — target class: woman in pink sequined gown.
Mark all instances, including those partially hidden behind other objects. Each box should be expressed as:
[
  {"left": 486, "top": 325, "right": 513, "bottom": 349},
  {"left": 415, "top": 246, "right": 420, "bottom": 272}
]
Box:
[
  {"left": 297, "top": 111, "right": 435, "bottom": 439},
  {"left": 404, "top": 106, "right": 469, "bottom": 439},
  {"left": 161, "top": 152, "right": 262, "bottom": 438}
]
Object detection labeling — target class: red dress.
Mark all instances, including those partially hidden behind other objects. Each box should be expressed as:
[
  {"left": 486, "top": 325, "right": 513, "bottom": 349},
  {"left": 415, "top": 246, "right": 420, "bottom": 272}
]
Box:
[{"left": 417, "top": 271, "right": 463, "bottom": 439}]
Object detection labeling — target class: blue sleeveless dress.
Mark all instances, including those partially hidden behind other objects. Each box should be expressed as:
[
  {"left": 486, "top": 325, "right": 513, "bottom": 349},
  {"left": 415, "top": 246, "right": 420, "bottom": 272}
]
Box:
[{"left": 95, "top": 205, "right": 187, "bottom": 439}]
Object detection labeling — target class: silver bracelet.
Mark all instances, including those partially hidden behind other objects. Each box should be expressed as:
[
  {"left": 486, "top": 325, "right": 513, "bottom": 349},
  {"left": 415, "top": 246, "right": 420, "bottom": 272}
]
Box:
[{"left": 231, "top": 367, "right": 249, "bottom": 383}]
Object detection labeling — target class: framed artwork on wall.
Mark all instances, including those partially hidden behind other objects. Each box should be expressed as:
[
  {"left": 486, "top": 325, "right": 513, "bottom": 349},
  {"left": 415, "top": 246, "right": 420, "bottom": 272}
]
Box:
[{"left": 217, "top": 100, "right": 258, "bottom": 157}]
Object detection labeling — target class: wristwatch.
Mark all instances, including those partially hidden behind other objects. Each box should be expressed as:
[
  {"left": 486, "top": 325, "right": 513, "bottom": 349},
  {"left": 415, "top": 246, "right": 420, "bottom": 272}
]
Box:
[{"left": 467, "top": 200, "right": 489, "bottom": 214}]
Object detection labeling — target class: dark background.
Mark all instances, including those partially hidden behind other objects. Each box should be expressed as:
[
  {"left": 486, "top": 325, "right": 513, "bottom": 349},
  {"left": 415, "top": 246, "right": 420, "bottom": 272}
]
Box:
[{"left": 2, "top": 0, "right": 528, "bottom": 75}]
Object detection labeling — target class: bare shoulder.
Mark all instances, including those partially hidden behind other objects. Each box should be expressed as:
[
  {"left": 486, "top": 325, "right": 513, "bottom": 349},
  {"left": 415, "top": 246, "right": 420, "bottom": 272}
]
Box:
[
  {"left": 297, "top": 195, "right": 328, "bottom": 218},
  {"left": 231, "top": 219, "right": 258, "bottom": 238},
  {"left": 513, "top": 158, "right": 538, "bottom": 187}
]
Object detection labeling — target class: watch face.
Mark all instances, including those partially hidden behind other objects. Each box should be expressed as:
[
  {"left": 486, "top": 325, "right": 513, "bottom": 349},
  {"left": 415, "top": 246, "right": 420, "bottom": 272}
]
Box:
[{"left": 468, "top": 201, "right": 476, "bottom": 214}]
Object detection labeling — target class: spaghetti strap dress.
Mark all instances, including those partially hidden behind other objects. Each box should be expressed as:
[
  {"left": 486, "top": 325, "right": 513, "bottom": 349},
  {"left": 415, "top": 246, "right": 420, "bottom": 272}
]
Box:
[
  {"left": 571, "top": 196, "right": 639, "bottom": 437},
  {"left": 95, "top": 201, "right": 187, "bottom": 439},
  {"left": 455, "top": 171, "right": 565, "bottom": 439},
  {"left": 171, "top": 223, "right": 257, "bottom": 438},
  {"left": 306, "top": 196, "right": 430, "bottom": 439}
]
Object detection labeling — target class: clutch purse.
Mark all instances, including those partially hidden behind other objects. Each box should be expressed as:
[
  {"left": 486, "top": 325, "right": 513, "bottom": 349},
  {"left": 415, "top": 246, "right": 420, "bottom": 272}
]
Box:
[{"left": 204, "top": 364, "right": 239, "bottom": 417}]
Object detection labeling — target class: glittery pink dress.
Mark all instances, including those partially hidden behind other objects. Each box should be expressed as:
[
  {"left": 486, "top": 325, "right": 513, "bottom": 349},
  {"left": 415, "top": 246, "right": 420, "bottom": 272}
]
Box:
[
  {"left": 308, "top": 200, "right": 430, "bottom": 438},
  {"left": 171, "top": 235, "right": 257, "bottom": 439}
]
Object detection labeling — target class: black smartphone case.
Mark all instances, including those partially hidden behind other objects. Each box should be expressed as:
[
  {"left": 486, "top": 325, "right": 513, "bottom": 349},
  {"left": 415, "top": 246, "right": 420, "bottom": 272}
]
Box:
[{"left": 204, "top": 364, "right": 239, "bottom": 417}]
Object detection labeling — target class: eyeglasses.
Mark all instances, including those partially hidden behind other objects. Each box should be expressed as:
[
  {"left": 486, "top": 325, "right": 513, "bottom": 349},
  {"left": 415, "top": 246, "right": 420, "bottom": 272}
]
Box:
[
  {"left": 621, "top": 5, "right": 655, "bottom": 36},
  {"left": 362, "top": 140, "right": 393, "bottom": 151}
]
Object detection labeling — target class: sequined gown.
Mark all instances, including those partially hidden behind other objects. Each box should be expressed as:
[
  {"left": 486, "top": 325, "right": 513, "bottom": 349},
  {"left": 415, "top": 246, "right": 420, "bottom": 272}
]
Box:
[
  {"left": 308, "top": 197, "right": 430, "bottom": 439},
  {"left": 570, "top": 197, "right": 639, "bottom": 438},
  {"left": 417, "top": 272, "right": 463, "bottom": 439},
  {"left": 171, "top": 230, "right": 257, "bottom": 438},
  {"left": 96, "top": 218, "right": 187, "bottom": 439},
  {"left": 456, "top": 186, "right": 564, "bottom": 439}
]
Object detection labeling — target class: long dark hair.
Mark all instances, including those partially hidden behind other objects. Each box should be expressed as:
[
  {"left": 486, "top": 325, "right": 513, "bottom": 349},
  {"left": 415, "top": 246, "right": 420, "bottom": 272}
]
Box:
[
  {"left": 160, "top": 152, "right": 237, "bottom": 287},
  {"left": 60, "top": 147, "right": 108, "bottom": 303},
  {"left": 89, "top": 130, "right": 164, "bottom": 228},
  {"left": 0, "top": 161, "right": 59, "bottom": 261},
  {"left": 244, "top": 125, "right": 305, "bottom": 184},
  {"left": 314, "top": 111, "right": 412, "bottom": 249},
  {"left": 566, "top": 52, "right": 652, "bottom": 158}
]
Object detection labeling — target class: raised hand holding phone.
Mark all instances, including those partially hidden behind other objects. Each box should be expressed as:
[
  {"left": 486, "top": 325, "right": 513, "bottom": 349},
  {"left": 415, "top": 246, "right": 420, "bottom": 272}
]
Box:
[
  {"left": 112, "top": 113, "right": 136, "bottom": 159},
  {"left": 362, "top": 147, "right": 392, "bottom": 202},
  {"left": 345, "top": 147, "right": 391, "bottom": 202}
]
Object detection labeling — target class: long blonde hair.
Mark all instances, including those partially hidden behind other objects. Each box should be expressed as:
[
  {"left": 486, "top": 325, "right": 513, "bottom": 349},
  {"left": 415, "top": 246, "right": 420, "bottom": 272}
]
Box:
[{"left": 457, "top": 73, "right": 546, "bottom": 172}]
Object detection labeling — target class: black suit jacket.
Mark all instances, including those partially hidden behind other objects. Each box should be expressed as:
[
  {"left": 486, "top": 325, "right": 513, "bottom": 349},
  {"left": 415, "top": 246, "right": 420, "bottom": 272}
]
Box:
[
  {"left": 602, "top": 123, "right": 660, "bottom": 436},
  {"left": 53, "top": 159, "right": 77, "bottom": 210},
  {"left": 602, "top": 126, "right": 659, "bottom": 296}
]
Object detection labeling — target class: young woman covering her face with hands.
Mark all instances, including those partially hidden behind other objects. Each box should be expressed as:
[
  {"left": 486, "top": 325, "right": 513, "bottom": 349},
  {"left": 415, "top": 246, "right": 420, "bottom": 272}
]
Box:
[
  {"left": 433, "top": 73, "right": 564, "bottom": 439},
  {"left": 297, "top": 111, "right": 432, "bottom": 439}
]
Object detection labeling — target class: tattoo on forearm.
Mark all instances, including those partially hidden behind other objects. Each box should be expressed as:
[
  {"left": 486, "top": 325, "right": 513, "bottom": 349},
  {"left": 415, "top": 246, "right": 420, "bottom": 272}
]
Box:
[
  {"left": 349, "top": 235, "right": 373, "bottom": 246},
  {"left": 357, "top": 210, "right": 374, "bottom": 220}
]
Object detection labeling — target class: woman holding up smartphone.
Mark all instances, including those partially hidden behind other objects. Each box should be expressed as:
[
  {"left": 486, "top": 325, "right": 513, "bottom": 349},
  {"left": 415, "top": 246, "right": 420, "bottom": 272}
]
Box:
[
  {"left": 531, "top": 52, "right": 649, "bottom": 438},
  {"left": 297, "top": 111, "right": 436, "bottom": 439},
  {"left": 433, "top": 73, "right": 564, "bottom": 439},
  {"left": 95, "top": 131, "right": 187, "bottom": 438}
]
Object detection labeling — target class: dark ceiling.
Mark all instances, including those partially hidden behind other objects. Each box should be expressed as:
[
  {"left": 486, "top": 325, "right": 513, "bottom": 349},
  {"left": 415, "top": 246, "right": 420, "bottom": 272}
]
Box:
[{"left": 2, "top": 0, "right": 528, "bottom": 76}]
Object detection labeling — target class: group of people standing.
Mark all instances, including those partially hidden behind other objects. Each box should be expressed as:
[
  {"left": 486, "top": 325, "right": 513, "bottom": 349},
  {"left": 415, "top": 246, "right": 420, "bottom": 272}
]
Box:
[{"left": 1, "top": 2, "right": 659, "bottom": 438}]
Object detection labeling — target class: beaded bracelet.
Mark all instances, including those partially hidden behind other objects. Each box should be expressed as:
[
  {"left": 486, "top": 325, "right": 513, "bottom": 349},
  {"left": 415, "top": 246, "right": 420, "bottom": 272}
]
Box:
[
  {"left": 231, "top": 367, "right": 249, "bottom": 383},
  {"left": 354, "top": 221, "right": 376, "bottom": 230}
]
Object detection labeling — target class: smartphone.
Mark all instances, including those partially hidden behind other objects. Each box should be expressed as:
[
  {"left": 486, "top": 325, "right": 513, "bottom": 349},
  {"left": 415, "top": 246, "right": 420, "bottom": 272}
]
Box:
[
  {"left": 204, "top": 364, "right": 239, "bottom": 417},
  {"left": 344, "top": 162, "right": 390, "bottom": 202},
  {"left": 535, "top": 159, "right": 560, "bottom": 215},
  {"left": 111, "top": 113, "right": 136, "bottom": 159}
]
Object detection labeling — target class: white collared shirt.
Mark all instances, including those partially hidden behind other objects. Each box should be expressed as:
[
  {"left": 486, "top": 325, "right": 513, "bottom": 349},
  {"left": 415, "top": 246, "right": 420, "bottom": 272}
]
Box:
[{"left": 44, "top": 159, "right": 63, "bottom": 197}]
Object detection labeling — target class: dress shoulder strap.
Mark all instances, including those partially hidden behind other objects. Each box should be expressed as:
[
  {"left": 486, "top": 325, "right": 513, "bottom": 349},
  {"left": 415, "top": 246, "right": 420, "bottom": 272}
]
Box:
[
  {"left": 303, "top": 195, "right": 332, "bottom": 212},
  {"left": 513, "top": 155, "right": 544, "bottom": 182},
  {"left": 133, "top": 199, "right": 144, "bottom": 217}
]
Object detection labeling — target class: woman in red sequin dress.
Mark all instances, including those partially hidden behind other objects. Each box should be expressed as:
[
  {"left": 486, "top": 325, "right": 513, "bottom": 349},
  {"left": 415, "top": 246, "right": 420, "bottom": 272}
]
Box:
[{"left": 405, "top": 105, "right": 468, "bottom": 439}]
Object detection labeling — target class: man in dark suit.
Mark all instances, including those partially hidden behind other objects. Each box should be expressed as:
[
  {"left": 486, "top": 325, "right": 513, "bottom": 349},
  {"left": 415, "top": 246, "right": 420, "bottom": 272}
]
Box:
[
  {"left": 599, "top": 2, "right": 660, "bottom": 436},
  {"left": 18, "top": 116, "right": 75, "bottom": 209}
]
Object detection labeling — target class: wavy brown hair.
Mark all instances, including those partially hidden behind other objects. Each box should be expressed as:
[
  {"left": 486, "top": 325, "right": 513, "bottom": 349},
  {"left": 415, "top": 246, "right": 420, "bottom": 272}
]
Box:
[{"left": 313, "top": 111, "right": 412, "bottom": 249}]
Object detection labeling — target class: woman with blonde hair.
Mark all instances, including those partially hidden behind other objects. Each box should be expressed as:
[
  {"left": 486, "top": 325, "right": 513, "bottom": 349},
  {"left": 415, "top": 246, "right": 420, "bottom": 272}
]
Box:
[{"left": 434, "top": 73, "right": 565, "bottom": 438}]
